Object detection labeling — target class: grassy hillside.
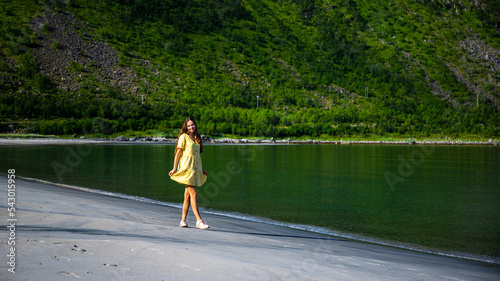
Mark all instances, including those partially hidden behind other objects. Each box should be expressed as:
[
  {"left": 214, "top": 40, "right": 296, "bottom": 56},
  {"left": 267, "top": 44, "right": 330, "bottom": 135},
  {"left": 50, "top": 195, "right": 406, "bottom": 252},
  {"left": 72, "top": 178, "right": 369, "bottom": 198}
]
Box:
[{"left": 0, "top": 0, "right": 499, "bottom": 139}]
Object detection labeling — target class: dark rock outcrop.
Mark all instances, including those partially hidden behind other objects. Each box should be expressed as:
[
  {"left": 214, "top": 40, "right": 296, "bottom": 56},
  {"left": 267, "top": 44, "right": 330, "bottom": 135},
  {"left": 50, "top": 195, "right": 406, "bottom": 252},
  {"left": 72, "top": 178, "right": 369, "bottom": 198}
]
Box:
[{"left": 28, "top": 12, "right": 140, "bottom": 93}]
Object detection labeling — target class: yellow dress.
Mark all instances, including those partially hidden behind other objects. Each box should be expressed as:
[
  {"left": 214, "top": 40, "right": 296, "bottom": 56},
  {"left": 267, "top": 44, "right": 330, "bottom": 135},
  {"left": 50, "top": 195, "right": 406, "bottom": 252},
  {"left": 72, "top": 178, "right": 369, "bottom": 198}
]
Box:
[{"left": 170, "top": 133, "right": 207, "bottom": 187}]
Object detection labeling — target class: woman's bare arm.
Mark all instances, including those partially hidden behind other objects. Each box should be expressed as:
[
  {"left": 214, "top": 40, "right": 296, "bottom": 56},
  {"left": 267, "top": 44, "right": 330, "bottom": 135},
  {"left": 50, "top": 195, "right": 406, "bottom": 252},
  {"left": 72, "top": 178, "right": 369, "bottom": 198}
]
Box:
[{"left": 169, "top": 149, "right": 182, "bottom": 176}]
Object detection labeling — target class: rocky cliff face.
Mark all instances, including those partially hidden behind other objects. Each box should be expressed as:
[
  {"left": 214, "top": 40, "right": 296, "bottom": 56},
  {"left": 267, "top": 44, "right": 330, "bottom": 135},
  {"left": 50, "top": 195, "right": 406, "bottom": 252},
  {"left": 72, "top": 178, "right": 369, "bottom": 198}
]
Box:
[
  {"left": 28, "top": 11, "right": 140, "bottom": 93},
  {"left": 452, "top": 37, "right": 500, "bottom": 108}
]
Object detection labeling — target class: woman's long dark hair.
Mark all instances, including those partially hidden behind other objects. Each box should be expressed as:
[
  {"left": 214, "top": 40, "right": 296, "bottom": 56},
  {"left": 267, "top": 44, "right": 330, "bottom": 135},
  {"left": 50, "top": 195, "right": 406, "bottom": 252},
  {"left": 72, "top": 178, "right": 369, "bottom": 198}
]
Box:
[{"left": 175, "top": 117, "right": 203, "bottom": 153}]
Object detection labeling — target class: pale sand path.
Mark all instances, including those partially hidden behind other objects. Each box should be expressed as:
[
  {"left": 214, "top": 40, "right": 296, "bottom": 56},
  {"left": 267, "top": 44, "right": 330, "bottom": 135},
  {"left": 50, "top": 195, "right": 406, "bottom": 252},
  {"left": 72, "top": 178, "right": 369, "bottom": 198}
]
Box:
[{"left": 0, "top": 176, "right": 498, "bottom": 281}]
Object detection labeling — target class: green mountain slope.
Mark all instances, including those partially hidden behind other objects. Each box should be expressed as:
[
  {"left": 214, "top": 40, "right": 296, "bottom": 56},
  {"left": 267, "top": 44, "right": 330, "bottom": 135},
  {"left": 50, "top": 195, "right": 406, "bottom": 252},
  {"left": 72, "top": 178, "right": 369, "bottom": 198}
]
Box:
[{"left": 1, "top": 0, "right": 499, "bottom": 138}]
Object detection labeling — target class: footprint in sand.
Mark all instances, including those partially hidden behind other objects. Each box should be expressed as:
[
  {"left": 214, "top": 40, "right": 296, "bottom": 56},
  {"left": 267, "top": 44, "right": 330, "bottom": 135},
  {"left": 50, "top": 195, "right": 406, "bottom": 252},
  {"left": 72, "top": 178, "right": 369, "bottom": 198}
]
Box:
[
  {"left": 59, "top": 271, "right": 80, "bottom": 278},
  {"left": 71, "top": 248, "right": 87, "bottom": 253},
  {"left": 26, "top": 239, "right": 46, "bottom": 243},
  {"left": 54, "top": 256, "right": 71, "bottom": 262},
  {"left": 71, "top": 245, "right": 92, "bottom": 254}
]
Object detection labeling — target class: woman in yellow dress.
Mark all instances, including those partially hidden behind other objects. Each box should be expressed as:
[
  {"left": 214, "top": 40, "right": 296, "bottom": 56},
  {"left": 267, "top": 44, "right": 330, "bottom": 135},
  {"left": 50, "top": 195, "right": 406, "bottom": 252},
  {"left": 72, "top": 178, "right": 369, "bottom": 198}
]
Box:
[{"left": 169, "top": 117, "right": 209, "bottom": 229}]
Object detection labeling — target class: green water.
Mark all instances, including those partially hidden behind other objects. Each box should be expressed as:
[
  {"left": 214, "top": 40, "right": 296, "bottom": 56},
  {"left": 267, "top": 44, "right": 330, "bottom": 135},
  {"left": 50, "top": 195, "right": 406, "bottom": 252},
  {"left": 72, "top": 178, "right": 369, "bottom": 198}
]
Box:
[{"left": 1, "top": 144, "right": 498, "bottom": 257}]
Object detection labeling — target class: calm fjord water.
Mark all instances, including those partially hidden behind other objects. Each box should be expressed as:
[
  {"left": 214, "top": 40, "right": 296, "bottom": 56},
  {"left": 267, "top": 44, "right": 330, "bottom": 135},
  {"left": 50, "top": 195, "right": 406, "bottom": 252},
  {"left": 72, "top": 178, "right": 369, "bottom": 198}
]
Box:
[{"left": 1, "top": 143, "right": 498, "bottom": 257}]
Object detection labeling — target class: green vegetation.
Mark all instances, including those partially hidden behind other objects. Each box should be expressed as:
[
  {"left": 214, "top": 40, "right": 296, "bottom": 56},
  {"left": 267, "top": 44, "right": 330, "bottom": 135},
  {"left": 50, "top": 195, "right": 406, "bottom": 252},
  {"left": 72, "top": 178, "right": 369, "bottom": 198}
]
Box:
[{"left": 0, "top": 0, "right": 499, "bottom": 139}]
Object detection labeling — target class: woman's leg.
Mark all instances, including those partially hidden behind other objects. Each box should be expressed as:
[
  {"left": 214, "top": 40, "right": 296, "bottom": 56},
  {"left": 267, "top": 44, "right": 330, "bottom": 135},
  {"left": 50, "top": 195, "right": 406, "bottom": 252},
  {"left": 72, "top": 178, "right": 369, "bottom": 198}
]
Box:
[
  {"left": 181, "top": 187, "right": 190, "bottom": 221},
  {"left": 185, "top": 186, "right": 202, "bottom": 222}
]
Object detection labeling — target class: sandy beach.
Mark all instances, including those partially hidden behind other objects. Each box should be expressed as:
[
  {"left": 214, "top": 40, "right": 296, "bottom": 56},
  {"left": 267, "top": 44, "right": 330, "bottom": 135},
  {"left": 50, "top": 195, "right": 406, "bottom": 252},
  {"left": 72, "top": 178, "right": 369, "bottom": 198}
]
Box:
[{"left": 0, "top": 175, "right": 498, "bottom": 281}]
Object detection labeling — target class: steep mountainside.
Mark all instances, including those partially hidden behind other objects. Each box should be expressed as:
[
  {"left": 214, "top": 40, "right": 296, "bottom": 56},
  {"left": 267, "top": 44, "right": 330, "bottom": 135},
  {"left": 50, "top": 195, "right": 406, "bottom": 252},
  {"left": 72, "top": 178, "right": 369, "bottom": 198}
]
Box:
[{"left": 0, "top": 0, "right": 499, "bottom": 138}]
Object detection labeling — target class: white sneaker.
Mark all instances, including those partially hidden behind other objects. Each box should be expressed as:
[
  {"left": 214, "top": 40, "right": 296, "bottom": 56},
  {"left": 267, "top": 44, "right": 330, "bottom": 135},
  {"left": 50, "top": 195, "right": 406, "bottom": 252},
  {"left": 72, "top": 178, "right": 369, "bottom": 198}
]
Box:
[
  {"left": 196, "top": 220, "right": 210, "bottom": 230},
  {"left": 180, "top": 220, "right": 188, "bottom": 227}
]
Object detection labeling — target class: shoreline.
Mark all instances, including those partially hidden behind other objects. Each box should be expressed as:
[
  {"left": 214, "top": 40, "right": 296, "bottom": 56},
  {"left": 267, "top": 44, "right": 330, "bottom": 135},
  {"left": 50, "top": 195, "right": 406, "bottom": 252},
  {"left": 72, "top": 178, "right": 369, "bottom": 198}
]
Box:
[
  {"left": 0, "top": 136, "right": 499, "bottom": 146},
  {"left": 12, "top": 175, "right": 500, "bottom": 266},
  {"left": 1, "top": 175, "right": 499, "bottom": 280}
]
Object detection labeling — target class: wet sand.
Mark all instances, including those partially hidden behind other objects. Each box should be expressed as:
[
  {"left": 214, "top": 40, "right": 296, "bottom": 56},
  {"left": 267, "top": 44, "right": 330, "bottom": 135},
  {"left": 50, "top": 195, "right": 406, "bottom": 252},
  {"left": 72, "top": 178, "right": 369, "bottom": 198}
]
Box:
[{"left": 0, "top": 176, "right": 498, "bottom": 281}]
